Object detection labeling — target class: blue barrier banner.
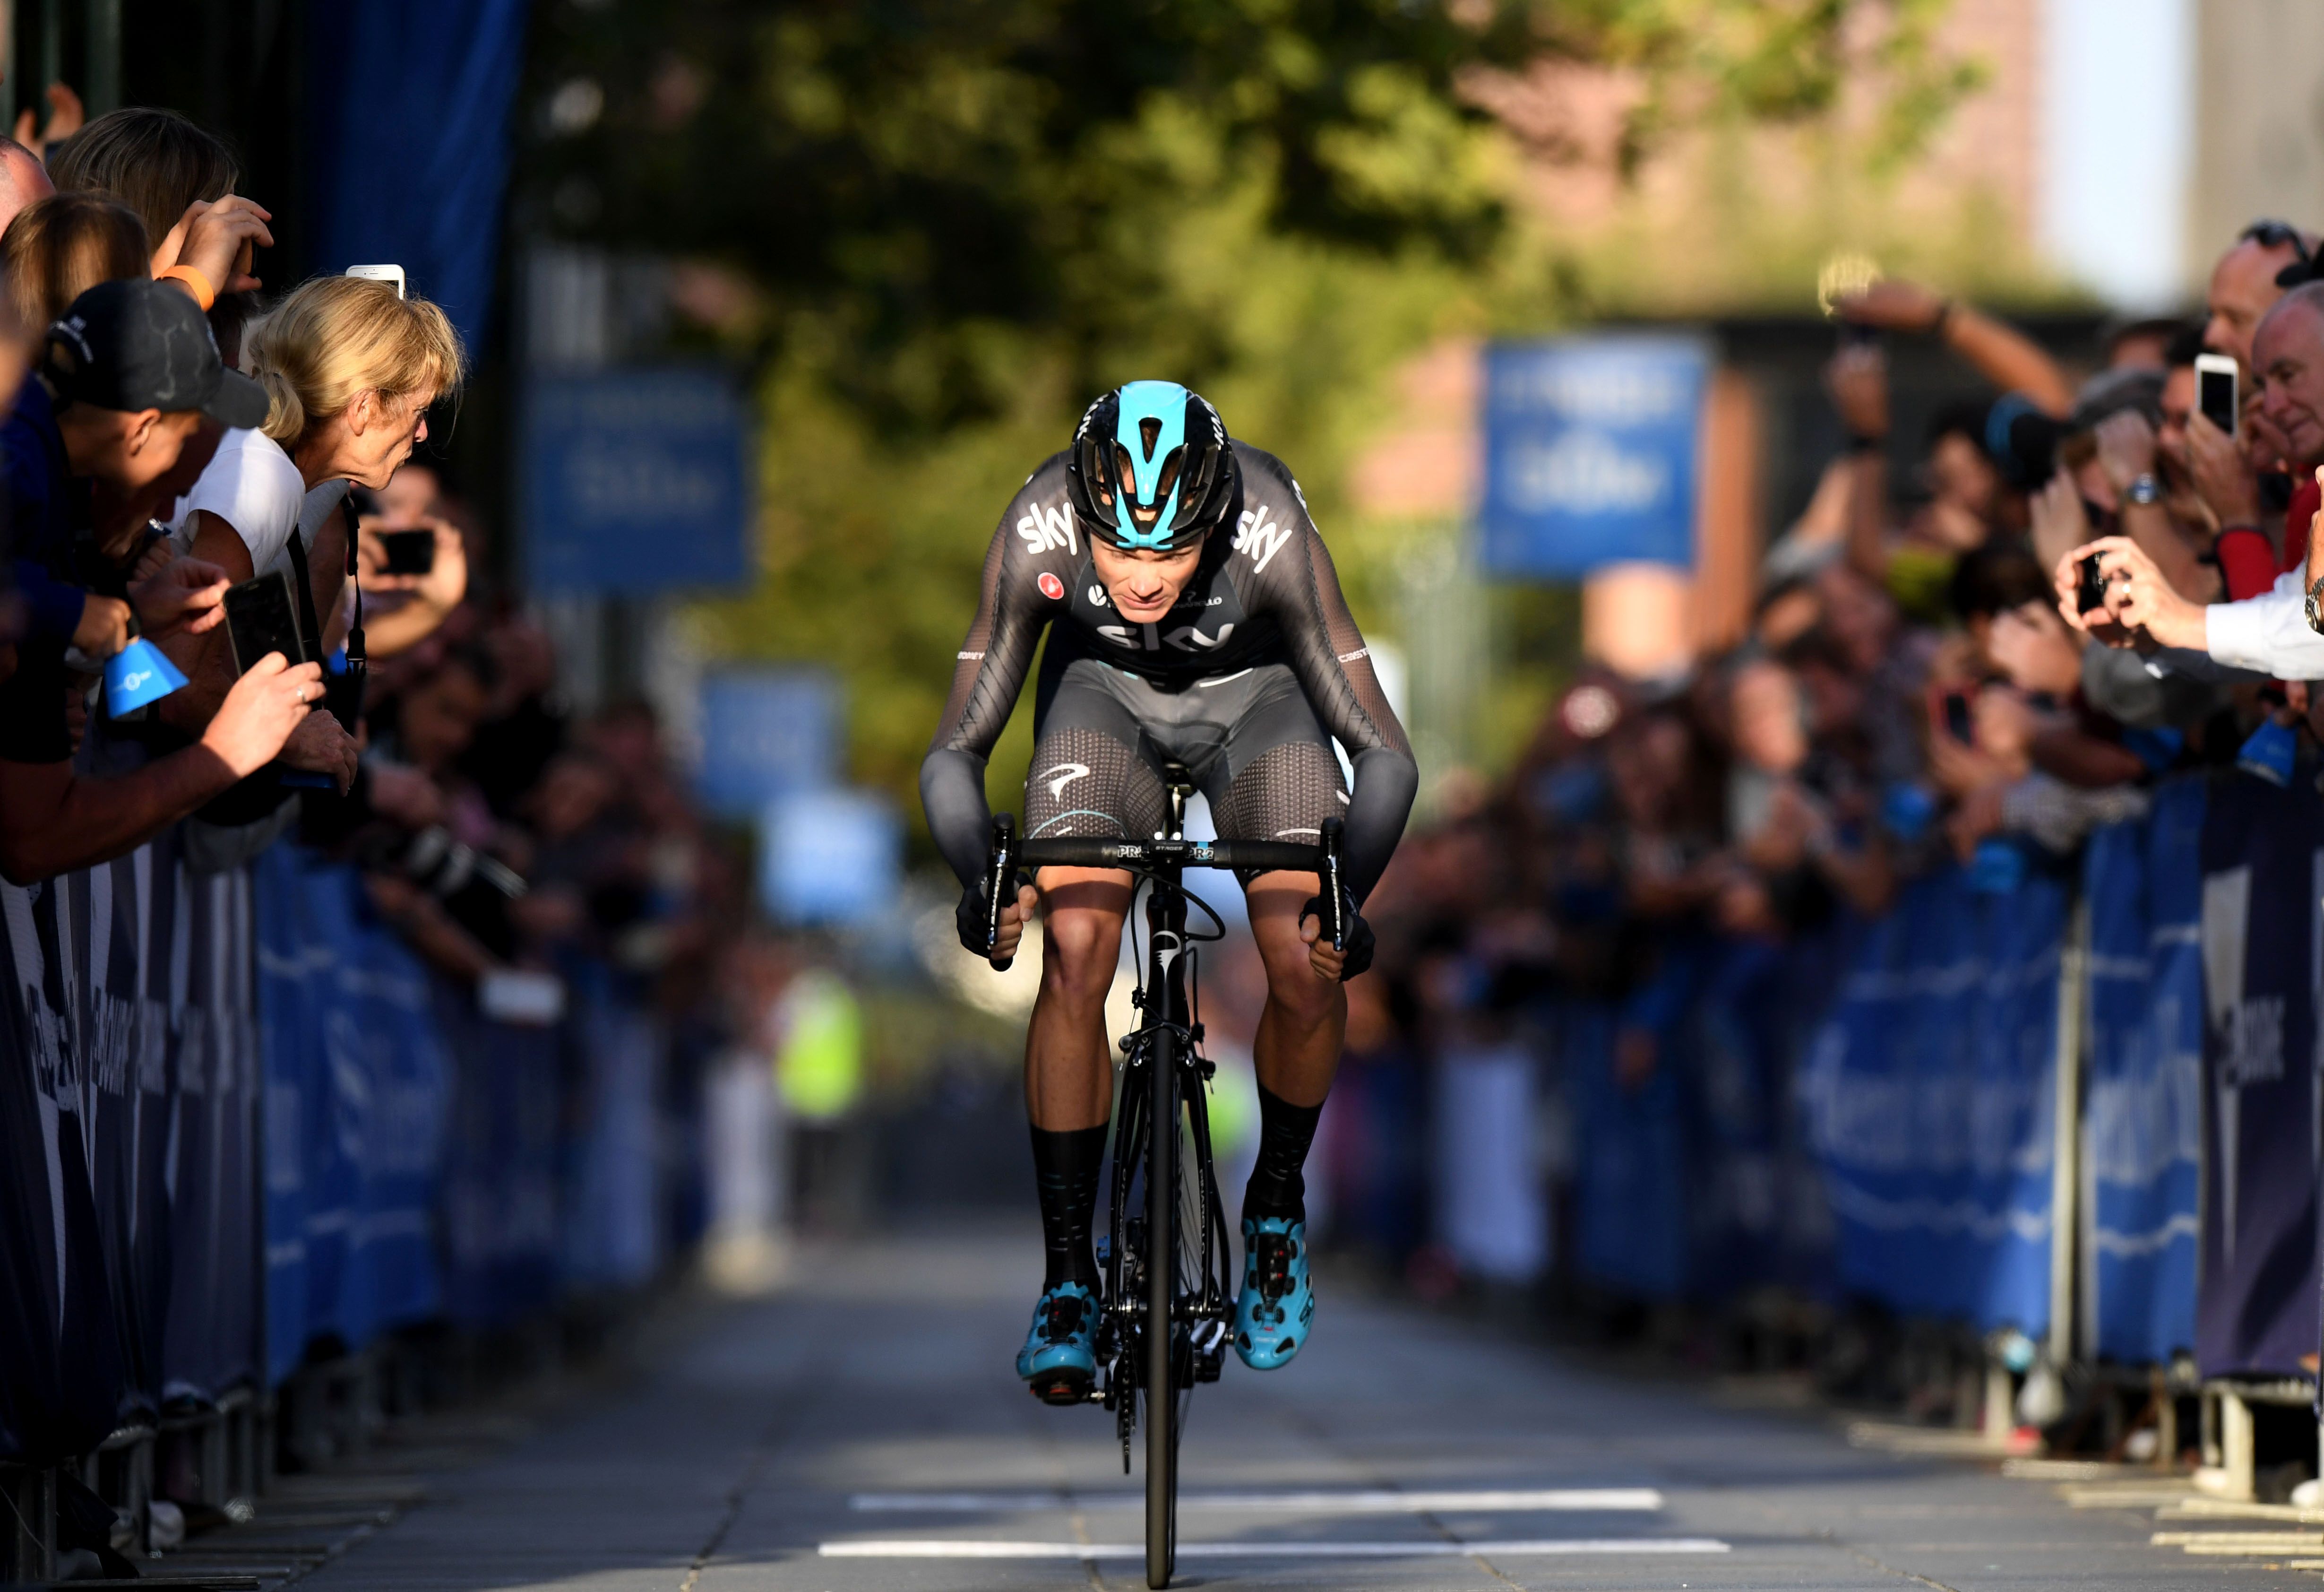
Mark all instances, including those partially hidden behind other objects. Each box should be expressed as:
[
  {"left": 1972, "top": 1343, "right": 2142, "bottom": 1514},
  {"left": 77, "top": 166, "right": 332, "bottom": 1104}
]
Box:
[
  {"left": 1433, "top": 1042, "right": 1546, "bottom": 1282},
  {"left": 1478, "top": 335, "right": 1708, "bottom": 577},
  {"left": 1690, "top": 933, "right": 1843, "bottom": 1300},
  {"left": 2082, "top": 779, "right": 2203, "bottom": 1366},
  {"left": 0, "top": 878, "right": 124, "bottom": 1461},
  {"left": 1803, "top": 865, "right": 2064, "bottom": 1333},
  {"left": 559, "top": 960, "right": 664, "bottom": 1290},
  {"left": 73, "top": 850, "right": 177, "bottom": 1428},
  {"left": 257, "top": 848, "right": 450, "bottom": 1374},
  {"left": 1572, "top": 994, "right": 1690, "bottom": 1300},
  {"left": 2196, "top": 773, "right": 2321, "bottom": 1377},
  {"left": 436, "top": 984, "right": 563, "bottom": 1327},
  {"left": 159, "top": 861, "right": 264, "bottom": 1408}
]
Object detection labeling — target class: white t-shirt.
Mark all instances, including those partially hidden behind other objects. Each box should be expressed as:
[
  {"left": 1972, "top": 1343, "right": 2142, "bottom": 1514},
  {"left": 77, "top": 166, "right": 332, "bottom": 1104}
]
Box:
[
  {"left": 172, "top": 431, "right": 354, "bottom": 581},
  {"left": 173, "top": 427, "right": 303, "bottom": 577}
]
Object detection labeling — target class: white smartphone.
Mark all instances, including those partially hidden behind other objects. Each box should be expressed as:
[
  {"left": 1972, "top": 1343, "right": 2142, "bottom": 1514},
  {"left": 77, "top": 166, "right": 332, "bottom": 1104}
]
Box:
[
  {"left": 344, "top": 263, "right": 405, "bottom": 299},
  {"left": 2195, "top": 351, "right": 2238, "bottom": 436}
]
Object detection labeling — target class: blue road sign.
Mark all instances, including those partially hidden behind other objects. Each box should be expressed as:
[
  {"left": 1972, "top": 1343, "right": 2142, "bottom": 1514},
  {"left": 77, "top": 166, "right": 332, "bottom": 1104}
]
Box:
[
  {"left": 1479, "top": 335, "right": 1709, "bottom": 577},
  {"left": 524, "top": 366, "right": 752, "bottom": 592},
  {"left": 760, "top": 788, "right": 900, "bottom": 927},
  {"left": 697, "top": 670, "right": 838, "bottom": 818}
]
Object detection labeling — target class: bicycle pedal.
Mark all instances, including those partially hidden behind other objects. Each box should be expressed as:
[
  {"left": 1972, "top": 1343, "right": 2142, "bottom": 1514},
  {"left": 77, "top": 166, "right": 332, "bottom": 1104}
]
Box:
[{"left": 1028, "top": 1370, "right": 1093, "bottom": 1408}]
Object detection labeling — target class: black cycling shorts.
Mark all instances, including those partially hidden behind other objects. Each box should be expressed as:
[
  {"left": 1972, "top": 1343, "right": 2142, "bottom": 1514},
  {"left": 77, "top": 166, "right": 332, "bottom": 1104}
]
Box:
[{"left": 1024, "top": 656, "right": 1348, "bottom": 867}]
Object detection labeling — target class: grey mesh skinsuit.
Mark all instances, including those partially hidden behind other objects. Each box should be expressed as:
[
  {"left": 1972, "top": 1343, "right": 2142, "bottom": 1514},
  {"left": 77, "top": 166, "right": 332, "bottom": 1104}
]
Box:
[{"left": 920, "top": 442, "right": 1418, "bottom": 903}]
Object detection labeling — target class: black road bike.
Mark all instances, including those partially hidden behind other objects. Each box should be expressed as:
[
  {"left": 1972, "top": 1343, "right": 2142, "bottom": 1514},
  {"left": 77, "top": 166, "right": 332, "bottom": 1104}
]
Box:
[{"left": 984, "top": 770, "right": 1344, "bottom": 1591}]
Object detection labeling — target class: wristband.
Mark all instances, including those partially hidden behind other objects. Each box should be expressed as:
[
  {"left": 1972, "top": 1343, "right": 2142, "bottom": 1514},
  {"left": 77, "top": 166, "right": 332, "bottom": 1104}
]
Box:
[{"left": 158, "top": 264, "right": 215, "bottom": 311}]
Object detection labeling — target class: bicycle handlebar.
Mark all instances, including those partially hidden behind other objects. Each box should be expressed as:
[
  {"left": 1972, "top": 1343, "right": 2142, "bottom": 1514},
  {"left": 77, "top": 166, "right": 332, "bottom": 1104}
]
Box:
[{"left": 982, "top": 813, "right": 1344, "bottom": 970}]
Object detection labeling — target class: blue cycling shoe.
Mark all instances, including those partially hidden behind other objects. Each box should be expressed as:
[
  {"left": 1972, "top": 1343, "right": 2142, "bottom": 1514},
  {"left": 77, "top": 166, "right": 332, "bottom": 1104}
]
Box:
[
  {"left": 1017, "top": 1281, "right": 1098, "bottom": 1404},
  {"left": 1234, "top": 1217, "right": 1314, "bottom": 1370}
]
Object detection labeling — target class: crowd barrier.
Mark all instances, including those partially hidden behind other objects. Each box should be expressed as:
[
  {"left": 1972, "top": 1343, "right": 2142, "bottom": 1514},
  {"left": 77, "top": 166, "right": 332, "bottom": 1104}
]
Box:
[
  {"left": 2, "top": 839, "right": 691, "bottom": 1576},
  {"left": 1526, "top": 770, "right": 2324, "bottom": 1481}
]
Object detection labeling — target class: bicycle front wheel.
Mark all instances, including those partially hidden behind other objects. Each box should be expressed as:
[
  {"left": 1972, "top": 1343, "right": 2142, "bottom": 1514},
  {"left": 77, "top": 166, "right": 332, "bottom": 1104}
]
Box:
[{"left": 1143, "top": 1023, "right": 1179, "bottom": 1589}]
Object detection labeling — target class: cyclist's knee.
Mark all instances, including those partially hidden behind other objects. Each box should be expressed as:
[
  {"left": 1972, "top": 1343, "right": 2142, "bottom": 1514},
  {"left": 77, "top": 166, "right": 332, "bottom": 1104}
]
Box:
[
  {"left": 1040, "top": 909, "right": 1122, "bottom": 1000},
  {"left": 1257, "top": 936, "right": 1342, "bottom": 1024}
]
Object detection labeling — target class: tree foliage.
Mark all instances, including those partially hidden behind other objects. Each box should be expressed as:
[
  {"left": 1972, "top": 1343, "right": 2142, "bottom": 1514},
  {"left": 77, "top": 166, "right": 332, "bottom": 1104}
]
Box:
[{"left": 516, "top": 0, "right": 1988, "bottom": 825}]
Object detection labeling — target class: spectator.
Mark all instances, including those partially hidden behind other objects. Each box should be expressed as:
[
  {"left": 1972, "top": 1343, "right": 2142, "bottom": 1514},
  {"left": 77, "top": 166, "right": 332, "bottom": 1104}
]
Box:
[
  {"left": 161, "top": 276, "right": 466, "bottom": 788},
  {"left": 2204, "top": 219, "right": 2313, "bottom": 373},
  {"left": 0, "top": 192, "right": 153, "bottom": 658},
  {"left": 1827, "top": 282, "right": 2069, "bottom": 616},
  {"left": 2, "top": 190, "right": 149, "bottom": 330},
  {"left": 49, "top": 106, "right": 274, "bottom": 317},
  {"left": 0, "top": 277, "right": 316, "bottom": 883},
  {"left": 14, "top": 81, "right": 83, "bottom": 164},
  {"left": 351, "top": 463, "right": 471, "bottom": 659},
  {"left": 1833, "top": 277, "right": 2074, "bottom": 414},
  {"left": 0, "top": 134, "right": 54, "bottom": 234},
  {"left": 2070, "top": 282, "right": 2324, "bottom": 680}
]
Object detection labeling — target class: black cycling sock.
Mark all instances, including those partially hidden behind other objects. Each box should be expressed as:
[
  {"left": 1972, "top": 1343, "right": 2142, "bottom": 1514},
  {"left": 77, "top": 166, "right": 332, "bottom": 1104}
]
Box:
[
  {"left": 1032, "top": 1123, "right": 1108, "bottom": 1291},
  {"left": 1242, "top": 1082, "right": 1323, "bottom": 1223}
]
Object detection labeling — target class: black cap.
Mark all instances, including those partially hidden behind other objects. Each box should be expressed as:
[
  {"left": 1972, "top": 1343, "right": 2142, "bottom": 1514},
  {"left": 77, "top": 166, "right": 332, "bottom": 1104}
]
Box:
[{"left": 43, "top": 278, "right": 268, "bottom": 429}]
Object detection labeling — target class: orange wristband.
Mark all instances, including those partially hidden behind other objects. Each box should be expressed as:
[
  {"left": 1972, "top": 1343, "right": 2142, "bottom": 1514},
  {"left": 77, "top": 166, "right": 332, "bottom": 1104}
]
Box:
[{"left": 158, "top": 263, "right": 216, "bottom": 311}]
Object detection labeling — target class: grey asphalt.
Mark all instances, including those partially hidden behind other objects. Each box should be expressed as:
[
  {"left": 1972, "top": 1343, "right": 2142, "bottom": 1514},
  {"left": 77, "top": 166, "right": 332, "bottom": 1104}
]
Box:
[{"left": 296, "top": 1221, "right": 2314, "bottom": 1592}]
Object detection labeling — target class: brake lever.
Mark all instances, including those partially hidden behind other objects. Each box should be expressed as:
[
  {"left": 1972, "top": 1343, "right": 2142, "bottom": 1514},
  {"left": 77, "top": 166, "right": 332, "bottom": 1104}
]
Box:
[
  {"left": 1319, "top": 816, "right": 1346, "bottom": 953},
  {"left": 986, "top": 812, "right": 1016, "bottom": 971}
]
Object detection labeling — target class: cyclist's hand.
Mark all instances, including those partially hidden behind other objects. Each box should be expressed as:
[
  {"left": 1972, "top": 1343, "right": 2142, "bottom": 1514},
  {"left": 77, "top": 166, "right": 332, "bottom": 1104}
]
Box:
[
  {"left": 1299, "top": 893, "right": 1375, "bottom": 981},
  {"left": 957, "top": 878, "right": 1039, "bottom": 962}
]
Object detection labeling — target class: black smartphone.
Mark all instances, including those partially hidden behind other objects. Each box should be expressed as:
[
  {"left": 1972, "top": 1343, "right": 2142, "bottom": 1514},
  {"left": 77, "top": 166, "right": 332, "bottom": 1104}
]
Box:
[
  {"left": 2195, "top": 353, "right": 2237, "bottom": 436},
  {"left": 222, "top": 571, "right": 306, "bottom": 675},
  {"left": 1942, "top": 692, "right": 1973, "bottom": 745},
  {"left": 378, "top": 529, "right": 436, "bottom": 575},
  {"left": 2076, "top": 553, "right": 2109, "bottom": 615}
]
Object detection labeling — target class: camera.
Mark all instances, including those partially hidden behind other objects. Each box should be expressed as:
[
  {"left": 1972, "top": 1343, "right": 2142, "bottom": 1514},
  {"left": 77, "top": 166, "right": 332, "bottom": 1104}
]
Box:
[
  {"left": 2076, "top": 554, "right": 2108, "bottom": 616},
  {"left": 361, "top": 823, "right": 525, "bottom": 901}
]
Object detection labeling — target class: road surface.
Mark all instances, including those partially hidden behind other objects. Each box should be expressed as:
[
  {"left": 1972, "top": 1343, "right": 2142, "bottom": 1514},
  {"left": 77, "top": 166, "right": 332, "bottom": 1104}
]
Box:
[{"left": 292, "top": 1221, "right": 2313, "bottom": 1592}]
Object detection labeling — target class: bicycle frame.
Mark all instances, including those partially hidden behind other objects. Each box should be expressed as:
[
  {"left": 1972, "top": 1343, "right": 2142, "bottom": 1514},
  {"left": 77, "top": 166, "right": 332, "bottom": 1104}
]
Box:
[{"left": 984, "top": 802, "right": 1342, "bottom": 1589}]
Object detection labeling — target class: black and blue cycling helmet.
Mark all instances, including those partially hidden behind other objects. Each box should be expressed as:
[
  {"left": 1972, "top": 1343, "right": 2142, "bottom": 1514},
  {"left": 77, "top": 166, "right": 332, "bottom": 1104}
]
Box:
[{"left": 1066, "top": 381, "right": 1239, "bottom": 553}]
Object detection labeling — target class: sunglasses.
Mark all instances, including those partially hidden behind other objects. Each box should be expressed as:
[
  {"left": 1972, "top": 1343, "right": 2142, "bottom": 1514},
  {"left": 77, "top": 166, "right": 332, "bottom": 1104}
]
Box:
[{"left": 2244, "top": 219, "right": 2320, "bottom": 286}]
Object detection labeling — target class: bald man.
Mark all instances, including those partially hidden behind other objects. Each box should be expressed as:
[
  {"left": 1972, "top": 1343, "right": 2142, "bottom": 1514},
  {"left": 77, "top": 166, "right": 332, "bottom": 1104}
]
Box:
[
  {"left": 2206, "top": 221, "right": 2315, "bottom": 372},
  {"left": 0, "top": 136, "right": 52, "bottom": 235}
]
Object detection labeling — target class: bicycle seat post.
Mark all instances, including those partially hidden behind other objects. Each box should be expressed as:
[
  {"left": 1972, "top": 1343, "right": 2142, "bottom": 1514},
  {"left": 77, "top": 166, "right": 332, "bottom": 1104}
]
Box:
[
  {"left": 1145, "top": 761, "right": 1195, "bottom": 1028},
  {"left": 1158, "top": 760, "right": 1195, "bottom": 842}
]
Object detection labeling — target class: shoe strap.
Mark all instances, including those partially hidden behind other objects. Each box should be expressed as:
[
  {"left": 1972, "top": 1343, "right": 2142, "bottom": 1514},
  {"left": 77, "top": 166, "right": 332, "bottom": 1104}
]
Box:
[{"left": 1251, "top": 1229, "right": 1298, "bottom": 1303}]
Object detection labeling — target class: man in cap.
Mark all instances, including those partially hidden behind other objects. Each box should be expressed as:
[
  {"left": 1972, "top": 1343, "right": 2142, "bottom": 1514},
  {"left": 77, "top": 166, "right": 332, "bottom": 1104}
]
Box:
[{"left": 0, "top": 277, "right": 319, "bottom": 883}]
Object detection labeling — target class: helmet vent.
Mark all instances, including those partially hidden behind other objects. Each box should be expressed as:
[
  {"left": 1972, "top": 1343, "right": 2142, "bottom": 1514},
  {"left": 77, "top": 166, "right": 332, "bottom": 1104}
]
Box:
[{"left": 1138, "top": 415, "right": 1162, "bottom": 461}]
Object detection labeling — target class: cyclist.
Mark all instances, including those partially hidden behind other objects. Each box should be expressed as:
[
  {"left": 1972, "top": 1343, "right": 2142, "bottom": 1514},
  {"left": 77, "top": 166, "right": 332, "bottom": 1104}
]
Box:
[{"left": 921, "top": 382, "right": 1416, "bottom": 1402}]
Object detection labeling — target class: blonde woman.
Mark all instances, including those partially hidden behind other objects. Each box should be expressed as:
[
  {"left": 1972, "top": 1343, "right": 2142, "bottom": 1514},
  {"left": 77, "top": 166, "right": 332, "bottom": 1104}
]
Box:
[{"left": 163, "top": 276, "right": 465, "bottom": 787}]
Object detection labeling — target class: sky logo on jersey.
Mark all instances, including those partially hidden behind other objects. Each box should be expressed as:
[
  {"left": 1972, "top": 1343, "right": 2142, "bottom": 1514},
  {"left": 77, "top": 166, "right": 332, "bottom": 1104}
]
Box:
[
  {"left": 1109, "top": 380, "right": 1190, "bottom": 550},
  {"left": 1232, "top": 504, "right": 1293, "bottom": 573},
  {"left": 1037, "top": 571, "right": 1065, "bottom": 601},
  {"left": 1016, "top": 501, "right": 1077, "bottom": 558}
]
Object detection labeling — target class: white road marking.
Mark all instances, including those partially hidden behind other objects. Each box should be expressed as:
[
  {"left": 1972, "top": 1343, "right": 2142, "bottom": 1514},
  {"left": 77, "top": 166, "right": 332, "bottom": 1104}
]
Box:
[
  {"left": 819, "top": 1538, "right": 1729, "bottom": 1559},
  {"left": 849, "top": 1488, "right": 1663, "bottom": 1513}
]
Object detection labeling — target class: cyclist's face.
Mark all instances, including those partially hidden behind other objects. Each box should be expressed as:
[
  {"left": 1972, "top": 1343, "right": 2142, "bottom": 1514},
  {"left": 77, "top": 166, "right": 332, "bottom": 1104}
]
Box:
[{"left": 1092, "top": 535, "right": 1206, "bottom": 620}]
